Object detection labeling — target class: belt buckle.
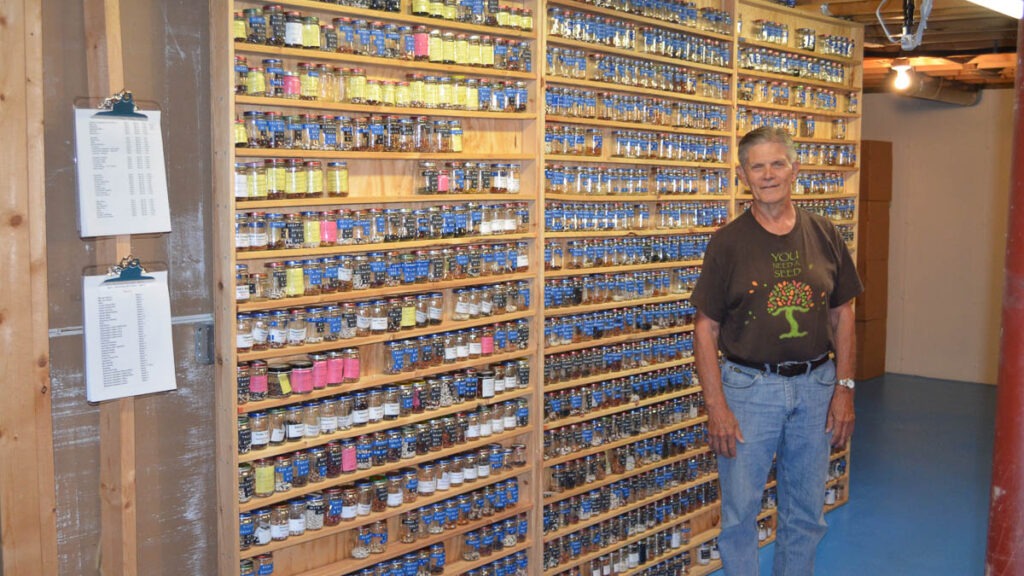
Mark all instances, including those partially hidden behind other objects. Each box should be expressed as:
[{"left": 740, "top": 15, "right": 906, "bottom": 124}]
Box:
[{"left": 776, "top": 361, "right": 809, "bottom": 377}]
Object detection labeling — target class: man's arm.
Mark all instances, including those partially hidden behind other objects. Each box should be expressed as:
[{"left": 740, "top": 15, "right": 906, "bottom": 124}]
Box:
[
  {"left": 827, "top": 300, "right": 856, "bottom": 447},
  {"left": 694, "top": 310, "right": 744, "bottom": 458}
]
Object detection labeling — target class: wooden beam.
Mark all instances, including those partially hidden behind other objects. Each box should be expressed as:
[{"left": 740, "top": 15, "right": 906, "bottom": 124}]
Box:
[
  {"left": 0, "top": 0, "right": 59, "bottom": 574},
  {"left": 83, "top": 0, "right": 138, "bottom": 575}
]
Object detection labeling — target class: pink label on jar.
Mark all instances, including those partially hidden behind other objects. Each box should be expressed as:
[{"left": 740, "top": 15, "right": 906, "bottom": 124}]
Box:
[
  {"left": 481, "top": 335, "right": 494, "bottom": 355},
  {"left": 438, "top": 173, "right": 449, "bottom": 192},
  {"left": 321, "top": 224, "right": 338, "bottom": 245},
  {"left": 291, "top": 368, "right": 313, "bottom": 393},
  {"left": 327, "top": 357, "right": 345, "bottom": 385},
  {"left": 249, "top": 372, "right": 268, "bottom": 394},
  {"left": 312, "top": 360, "right": 328, "bottom": 390},
  {"left": 341, "top": 447, "right": 357, "bottom": 472},
  {"left": 283, "top": 74, "right": 300, "bottom": 98},
  {"left": 414, "top": 34, "right": 428, "bottom": 57},
  {"left": 343, "top": 357, "right": 360, "bottom": 380}
]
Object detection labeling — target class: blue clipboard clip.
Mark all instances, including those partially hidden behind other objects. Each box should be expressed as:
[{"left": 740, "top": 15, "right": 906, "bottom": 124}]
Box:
[
  {"left": 104, "top": 256, "right": 154, "bottom": 283},
  {"left": 94, "top": 90, "right": 147, "bottom": 120}
]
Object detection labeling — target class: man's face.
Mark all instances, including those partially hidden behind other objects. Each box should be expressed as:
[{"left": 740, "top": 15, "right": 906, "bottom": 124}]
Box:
[{"left": 737, "top": 141, "right": 799, "bottom": 206}]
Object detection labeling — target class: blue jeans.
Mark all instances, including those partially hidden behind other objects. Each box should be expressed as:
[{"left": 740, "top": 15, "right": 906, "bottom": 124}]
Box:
[{"left": 716, "top": 359, "right": 836, "bottom": 576}]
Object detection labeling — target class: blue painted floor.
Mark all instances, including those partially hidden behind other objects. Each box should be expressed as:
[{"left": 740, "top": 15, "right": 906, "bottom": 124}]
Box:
[{"left": 721, "top": 374, "right": 998, "bottom": 575}]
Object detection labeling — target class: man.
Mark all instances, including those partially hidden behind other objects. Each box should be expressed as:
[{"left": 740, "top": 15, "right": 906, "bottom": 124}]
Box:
[{"left": 692, "top": 126, "right": 861, "bottom": 575}]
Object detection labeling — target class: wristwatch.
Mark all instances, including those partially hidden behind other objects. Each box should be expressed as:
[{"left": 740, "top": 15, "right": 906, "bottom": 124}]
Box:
[{"left": 837, "top": 378, "right": 856, "bottom": 390}]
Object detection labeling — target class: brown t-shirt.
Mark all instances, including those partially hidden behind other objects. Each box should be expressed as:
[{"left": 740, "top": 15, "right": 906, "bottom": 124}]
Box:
[{"left": 692, "top": 208, "right": 863, "bottom": 365}]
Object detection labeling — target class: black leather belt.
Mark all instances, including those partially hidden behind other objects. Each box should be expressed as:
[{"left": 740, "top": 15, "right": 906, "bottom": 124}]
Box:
[{"left": 726, "top": 355, "right": 830, "bottom": 377}]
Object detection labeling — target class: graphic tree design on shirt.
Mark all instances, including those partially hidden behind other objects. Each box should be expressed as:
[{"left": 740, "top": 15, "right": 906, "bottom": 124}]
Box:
[{"left": 766, "top": 280, "right": 814, "bottom": 339}]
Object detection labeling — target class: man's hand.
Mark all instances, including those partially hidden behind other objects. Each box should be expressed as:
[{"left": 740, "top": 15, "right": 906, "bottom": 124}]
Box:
[
  {"left": 826, "top": 388, "right": 855, "bottom": 448},
  {"left": 707, "top": 404, "right": 745, "bottom": 458}
]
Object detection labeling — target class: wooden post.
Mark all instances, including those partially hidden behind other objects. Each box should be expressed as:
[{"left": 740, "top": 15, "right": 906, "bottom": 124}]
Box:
[
  {"left": 987, "top": 17, "right": 1024, "bottom": 576},
  {"left": 83, "top": 0, "right": 138, "bottom": 574},
  {"left": 0, "top": 0, "right": 58, "bottom": 574}
]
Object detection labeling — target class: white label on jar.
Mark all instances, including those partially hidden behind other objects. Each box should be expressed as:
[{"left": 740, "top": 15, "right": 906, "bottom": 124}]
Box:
[
  {"left": 252, "top": 325, "right": 268, "bottom": 343},
  {"left": 370, "top": 317, "right": 388, "bottom": 331},
  {"left": 356, "top": 315, "right": 370, "bottom": 329},
  {"left": 256, "top": 525, "right": 271, "bottom": 545},
  {"left": 418, "top": 479, "right": 436, "bottom": 494},
  {"left": 671, "top": 531, "right": 681, "bottom": 549},
  {"left": 480, "top": 221, "right": 492, "bottom": 235},
  {"left": 284, "top": 22, "right": 303, "bottom": 45},
  {"left": 269, "top": 327, "right": 287, "bottom": 345},
  {"left": 357, "top": 503, "right": 371, "bottom": 516},
  {"left": 289, "top": 517, "right": 306, "bottom": 535},
  {"left": 504, "top": 414, "right": 516, "bottom": 429},
  {"left": 479, "top": 419, "right": 492, "bottom": 437},
  {"left": 236, "top": 285, "right": 250, "bottom": 301},
  {"left": 320, "top": 415, "right": 338, "bottom": 433},
  {"left": 505, "top": 376, "right": 517, "bottom": 390},
  {"left": 481, "top": 300, "right": 493, "bottom": 315},
  {"left": 456, "top": 344, "right": 468, "bottom": 358},
  {"left": 493, "top": 377, "right": 505, "bottom": 393},
  {"left": 469, "top": 342, "right": 482, "bottom": 356},
  {"left": 236, "top": 230, "right": 250, "bottom": 249},
  {"left": 287, "top": 327, "right": 306, "bottom": 344},
  {"left": 338, "top": 412, "right": 353, "bottom": 429},
  {"left": 368, "top": 405, "right": 384, "bottom": 422},
  {"left": 436, "top": 471, "right": 450, "bottom": 491},
  {"left": 235, "top": 173, "right": 249, "bottom": 198},
  {"left": 287, "top": 423, "right": 304, "bottom": 438},
  {"left": 384, "top": 402, "right": 400, "bottom": 416},
  {"left": 429, "top": 306, "right": 443, "bottom": 320},
  {"left": 270, "top": 523, "right": 289, "bottom": 540},
  {"left": 466, "top": 423, "right": 480, "bottom": 439},
  {"left": 416, "top": 310, "right": 427, "bottom": 324},
  {"left": 464, "top": 466, "right": 478, "bottom": 481},
  {"left": 251, "top": 429, "right": 270, "bottom": 446},
  {"left": 492, "top": 417, "right": 505, "bottom": 434},
  {"left": 444, "top": 346, "right": 457, "bottom": 361},
  {"left": 468, "top": 302, "right": 480, "bottom": 316},
  {"left": 270, "top": 427, "right": 285, "bottom": 443},
  {"left": 305, "top": 424, "right": 319, "bottom": 438},
  {"left": 236, "top": 333, "right": 253, "bottom": 349},
  {"left": 481, "top": 377, "right": 495, "bottom": 397},
  {"left": 338, "top": 267, "right": 353, "bottom": 281},
  {"left": 451, "top": 469, "right": 464, "bottom": 484},
  {"left": 477, "top": 463, "right": 490, "bottom": 477},
  {"left": 517, "top": 255, "right": 529, "bottom": 268},
  {"left": 250, "top": 231, "right": 268, "bottom": 247},
  {"left": 504, "top": 218, "right": 516, "bottom": 232},
  {"left": 341, "top": 504, "right": 357, "bottom": 519},
  {"left": 455, "top": 301, "right": 470, "bottom": 314},
  {"left": 352, "top": 408, "right": 369, "bottom": 424},
  {"left": 387, "top": 492, "right": 404, "bottom": 507}
]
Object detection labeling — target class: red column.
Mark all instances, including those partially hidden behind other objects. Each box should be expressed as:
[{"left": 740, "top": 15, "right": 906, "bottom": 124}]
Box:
[{"left": 987, "top": 18, "right": 1024, "bottom": 576}]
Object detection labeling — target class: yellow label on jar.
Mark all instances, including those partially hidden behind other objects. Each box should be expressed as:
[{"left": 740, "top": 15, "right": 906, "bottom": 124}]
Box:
[
  {"left": 509, "top": 13, "right": 521, "bottom": 29},
  {"left": 234, "top": 123, "right": 248, "bottom": 146},
  {"left": 442, "top": 4, "right": 457, "bottom": 20},
  {"left": 246, "top": 72, "right": 266, "bottom": 96},
  {"left": 482, "top": 46, "right": 494, "bottom": 67},
  {"left": 251, "top": 172, "right": 268, "bottom": 199},
  {"left": 395, "top": 84, "right": 411, "bottom": 107},
  {"left": 302, "top": 24, "right": 320, "bottom": 48},
  {"left": 428, "top": 0, "right": 443, "bottom": 17},
  {"left": 326, "top": 170, "right": 349, "bottom": 196},
  {"left": 455, "top": 39, "right": 469, "bottom": 64},
  {"left": 451, "top": 130, "right": 463, "bottom": 152},
  {"left": 410, "top": 81, "right": 425, "bottom": 105},
  {"left": 412, "top": 0, "right": 428, "bottom": 12},
  {"left": 268, "top": 166, "right": 285, "bottom": 193},
  {"left": 437, "top": 83, "right": 452, "bottom": 107},
  {"left": 284, "top": 170, "right": 302, "bottom": 197},
  {"left": 522, "top": 15, "right": 534, "bottom": 30},
  {"left": 442, "top": 39, "right": 455, "bottom": 63},
  {"left": 365, "top": 81, "right": 382, "bottom": 104},
  {"left": 468, "top": 45, "right": 481, "bottom": 66},
  {"left": 424, "top": 83, "right": 439, "bottom": 108},
  {"left": 454, "top": 84, "right": 467, "bottom": 108},
  {"left": 300, "top": 75, "right": 321, "bottom": 99},
  {"left": 233, "top": 20, "right": 247, "bottom": 40},
  {"left": 428, "top": 36, "right": 443, "bottom": 62},
  {"left": 401, "top": 306, "right": 416, "bottom": 327},
  {"left": 307, "top": 168, "right": 324, "bottom": 195},
  {"left": 496, "top": 11, "right": 510, "bottom": 26},
  {"left": 466, "top": 86, "right": 479, "bottom": 110},
  {"left": 304, "top": 220, "right": 320, "bottom": 244},
  {"left": 348, "top": 76, "right": 366, "bottom": 101},
  {"left": 253, "top": 465, "right": 274, "bottom": 495},
  {"left": 382, "top": 83, "right": 397, "bottom": 106},
  {"left": 285, "top": 269, "right": 304, "bottom": 297}
]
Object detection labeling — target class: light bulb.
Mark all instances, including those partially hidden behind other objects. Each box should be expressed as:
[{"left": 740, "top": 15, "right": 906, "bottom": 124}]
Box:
[{"left": 893, "top": 67, "right": 912, "bottom": 90}]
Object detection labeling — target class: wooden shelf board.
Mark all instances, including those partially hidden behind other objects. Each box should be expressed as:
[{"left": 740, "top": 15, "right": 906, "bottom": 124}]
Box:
[
  {"left": 739, "top": 0, "right": 867, "bottom": 26},
  {"left": 236, "top": 271, "right": 536, "bottom": 313},
  {"left": 542, "top": 357, "right": 695, "bottom": 394},
  {"left": 234, "top": 43, "right": 536, "bottom": 78},
  {"left": 237, "top": 309, "right": 534, "bottom": 362},
  {"left": 235, "top": 95, "right": 538, "bottom": 119},
  {"left": 543, "top": 324, "right": 695, "bottom": 355},
  {"left": 240, "top": 428, "right": 530, "bottom": 513},
  {"left": 544, "top": 76, "right": 731, "bottom": 106},
  {"left": 544, "top": 259, "right": 704, "bottom": 278},
  {"left": 546, "top": 114, "right": 728, "bottom": 136}
]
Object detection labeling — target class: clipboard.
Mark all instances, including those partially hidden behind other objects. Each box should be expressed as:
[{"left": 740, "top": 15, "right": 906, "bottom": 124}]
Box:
[
  {"left": 73, "top": 90, "right": 172, "bottom": 238},
  {"left": 83, "top": 255, "right": 176, "bottom": 402}
]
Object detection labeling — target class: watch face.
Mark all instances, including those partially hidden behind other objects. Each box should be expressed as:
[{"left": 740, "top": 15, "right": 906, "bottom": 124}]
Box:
[{"left": 838, "top": 378, "right": 855, "bottom": 389}]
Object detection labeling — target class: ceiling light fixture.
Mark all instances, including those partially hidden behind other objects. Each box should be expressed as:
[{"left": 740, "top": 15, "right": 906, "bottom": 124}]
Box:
[
  {"left": 891, "top": 57, "right": 913, "bottom": 90},
  {"left": 963, "top": 0, "right": 1022, "bottom": 18}
]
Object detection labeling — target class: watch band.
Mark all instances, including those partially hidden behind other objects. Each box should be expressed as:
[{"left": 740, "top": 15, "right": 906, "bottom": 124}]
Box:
[{"left": 837, "top": 378, "right": 855, "bottom": 390}]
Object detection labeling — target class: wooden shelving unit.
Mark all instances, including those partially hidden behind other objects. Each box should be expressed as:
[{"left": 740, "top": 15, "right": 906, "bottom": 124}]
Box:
[{"left": 212, "top": 0, "right": 862, "bottom": 573}]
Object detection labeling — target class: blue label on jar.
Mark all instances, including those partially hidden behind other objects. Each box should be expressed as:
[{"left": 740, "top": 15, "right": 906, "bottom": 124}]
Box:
[
  {"left": 405, "top": 345, "right": 418, "bottom": 366},
  {"left": 329, "top": 498, "right": 343, "bottom": 516},
  {"left": 446, "top": 506, "right": 459, "bottom": 524},
  {"left": 257, "top": 564, "right": 273, "bottom": 576},
  {"left": 306, "top": 268, "right": 322, "bottom": 286},
  {"left": 295, "top": 457, "right": 310, "bottom": 477},
  {"left": 387, "top": 260, "right": 402, "bottom": 279}
]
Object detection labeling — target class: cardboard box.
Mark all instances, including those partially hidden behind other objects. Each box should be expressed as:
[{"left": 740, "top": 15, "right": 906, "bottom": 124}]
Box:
[
  {"left": 857, "top": 201, "right": 891, "bottom": 264},
  {"left": 855, "top": 257, "right": 889, "bottom": 321},
  {"left": 859, "top": 140, "right": 893, "bottom": 202},
  {"left": 855, "top": 319, "right": 887, "bottom": 380}
]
